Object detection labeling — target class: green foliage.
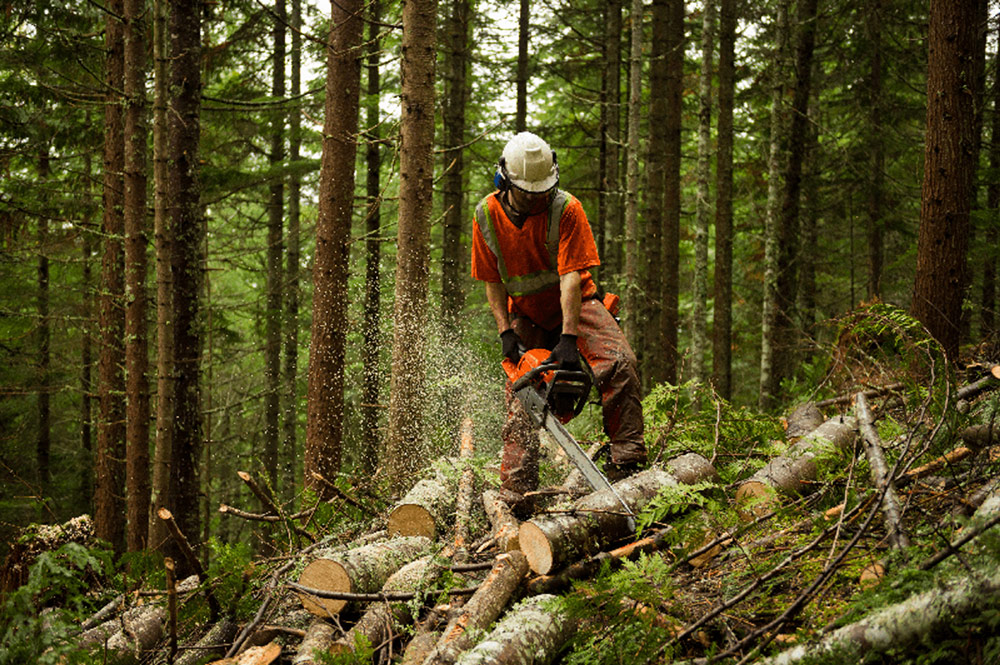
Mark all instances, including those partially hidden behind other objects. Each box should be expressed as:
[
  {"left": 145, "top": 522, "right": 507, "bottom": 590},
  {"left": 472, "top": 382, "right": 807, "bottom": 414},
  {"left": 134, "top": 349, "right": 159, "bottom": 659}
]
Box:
[
  {"left": 563, "top": 554, "right": 679, "bottom": 664},
  {"left": 0, "top": 543, "right": 114, "bottom": 665},
  {"left": 315, "top": 633, "right": 374, "bottom": 665},
  {"left": 642, "top": 381, "right": 784, "bottom": 483},
  {"left": 636, "top": 481, "right": 719, "bottom": 533}
]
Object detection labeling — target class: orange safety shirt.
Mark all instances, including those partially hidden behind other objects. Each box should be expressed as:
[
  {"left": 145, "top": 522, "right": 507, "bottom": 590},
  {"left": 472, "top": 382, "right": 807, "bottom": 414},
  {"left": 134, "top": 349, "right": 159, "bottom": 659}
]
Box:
[{"left": 471, "top": 190, "right": 600, "bottom": 330}]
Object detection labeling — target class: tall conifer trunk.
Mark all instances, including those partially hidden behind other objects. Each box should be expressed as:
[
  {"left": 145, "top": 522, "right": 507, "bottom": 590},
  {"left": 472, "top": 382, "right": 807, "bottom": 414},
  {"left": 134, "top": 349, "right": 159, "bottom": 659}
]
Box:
[
  {"left": 985, "top": 18, "right": 1000, "bottom": 338},
  {"left": 623, "top": 0, "right": 642, "bottom": 349},
  {"left": 123, "top": 0, "right": 150, "bottom": 552},
  {"left": 865, "top": 0, "right": 884, "bottom": 301},
  {"left": 168, "top": 0, "right": 204, "bottom": 569},
  {"left": 516, "top": 0, "right": 529, "bottom": 131},
  {"left": 95, "top": 1, "right": 126, "bottom": 552},
  {"left": 385, "top": 0, "right": 437, "bottom": 493},
  {"left": 305, "top": 0, "right": 363, "bottom": 497},
  {"left": 37, "top": 154, "right": 51, "bottom": 500},
  {"left": 692, "top": 0, "right": 715, "bottom": 389},
  {"left": 600, "top": 0, "right": 623, "bottom": 278}
]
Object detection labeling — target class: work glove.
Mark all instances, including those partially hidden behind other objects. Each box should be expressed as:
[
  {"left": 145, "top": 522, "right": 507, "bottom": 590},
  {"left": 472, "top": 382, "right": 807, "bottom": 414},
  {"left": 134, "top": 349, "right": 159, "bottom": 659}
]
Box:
[
  {"left": 548, "top": 333, "right": 581, "bottom": 370},
  {"left": 500, "top": 328, "right": 523, "bottom": 364}
]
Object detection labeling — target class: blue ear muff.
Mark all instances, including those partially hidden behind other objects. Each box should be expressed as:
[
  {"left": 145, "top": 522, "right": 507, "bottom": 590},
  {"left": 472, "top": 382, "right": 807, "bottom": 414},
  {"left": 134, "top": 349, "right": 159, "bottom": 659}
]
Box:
[{"left": 494, "top": 157, "right": 508, "bottom": 192}]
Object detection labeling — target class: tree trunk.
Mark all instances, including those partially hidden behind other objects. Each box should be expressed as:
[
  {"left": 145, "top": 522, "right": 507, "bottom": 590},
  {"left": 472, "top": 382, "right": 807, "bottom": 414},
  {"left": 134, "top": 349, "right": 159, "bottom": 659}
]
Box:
[
  {"left": 124, "top": 0, "right": 150, "bottom": 553},
  {"left": 758, "top": 0, "right": 790, "bottom": 410},
  {"left": 296, "top": 536, "right": 432, "bottom": 617},
  {"left": 712, "top": 0, "right": 736, "bottom": 400},
  {"left": 305, "top": 0, "right": 363, "bottom": 496},
  {"left": 601, "top": 0, "right": 623, "bottom": 278},
  {"left": 149, "top": 0, "right": 173, "bottom": 552},
  {"left": 95, "top": 0, "right": 126, "bottom": 552},
  {"left": 658, "top": 0, "right": 684, "bottom": 385},
  {"left": 283, "top": 0, "right": 303, "bottom": 502},
  {"left": 692, "top": 0, "right": 714, "bottom": 389},
  {"left": 80, "top": 168, "right": 95, "bottom": 508},
  {"left": 36, "top": 155, "right": 51, "bottom": 498},
  {"left": 623, "top": 0, "right": 642, "bottom": 348},
  {"left": 911, "top": 0, "right": 979, "bottom": 361},
  {"left": 865, "top": 0, "right": 884, "bottom": 301},
  {"left": 264, "top": 0, "right": 286, "bottom": 497},
  {"left": 736, "top": 416, "right": 857, "bottom": 517},
  {"left": 642, "top": 0, "right": 667, "bottom": 382},
  {"left": 520, "top": 460, "right": 716, "bottom": 575},
  {"left": 985, "top": 16, "right": 1000, "bottom": 339},
  {"left": 515, "top": 0, "right": 528, "bottom": 132},
  {"left": 360, "top": 0, "right": 382, "bottom": 476},
  {"left": 167, "top": 0, "right": 204, "bottom": 572},
  {"left": 421, "top": 551, "right": 530, "bottom": 665},
  {"left": 440, "top": 0, "right": 470, "bottom": 338},
  {"left": 385, "top": 0, "right": 437, "bottom": 493},
  {"left": 452, "top": 594, "right": 574, "bottom": 665}
]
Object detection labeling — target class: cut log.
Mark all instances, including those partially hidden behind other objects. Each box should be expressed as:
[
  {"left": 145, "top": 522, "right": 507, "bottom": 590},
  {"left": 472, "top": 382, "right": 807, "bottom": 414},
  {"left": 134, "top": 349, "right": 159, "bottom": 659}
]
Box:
[
  {"left": 401, "top": 631, "right": 442, "bottom": 665},
  {"left": 453, "top": 418, "right": 477, "bottom": 550},
  {"left": 81, "top": 605, "right": 166, "bottom": 664},
  {"left": 291, "top": 620, "right": 339, "bottom": 665},
  {"left": 735, "top": 416, "right": 857, "bottom": 518},
  {"left": 329, "top": 556, "right": 436, "bottom": 656},
  {"left": 176, "top": 618, "right": 240, "bottom": 665},
  {"left": 452, "top": 594, "right": 574, "bottom": 665},
  {"left": 207, "top": 642, "right": 281, "bottom": 665},
  {"left": 0, "top": 514, "right": 94, "bottom": 593},
  {"left": 389, "top": 479, "right": 455, "bottom": 539},
  {"left": 856, "top": 393, "right": 910, "bottom": 550},
  {"left": 784, "top": 403, "right": 824, "bottom": 439},
  {"left": 482, "top": 489, "right": 520, "bottom": 553},
  {"left": 296, "top": 535, "right": 432, "bottom": 617},
  {"left": 520, "top": 459, "right": 715, "bottom": 575},
  {"left": 665, "top": 452, "right": 721, "bottom": 485},
  {"left": 759, "top": 561, "right": 1000, "bottom": 665},
  {"left": 959, "top": 424, "right": 1000, "bottom": 449},
  {"left": 421, "top": 551, "right": 530, "bottom": 665}
]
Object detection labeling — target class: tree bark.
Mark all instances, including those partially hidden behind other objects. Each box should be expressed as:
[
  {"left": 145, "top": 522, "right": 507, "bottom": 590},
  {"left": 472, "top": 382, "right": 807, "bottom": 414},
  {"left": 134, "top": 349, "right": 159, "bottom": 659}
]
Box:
[
  {"left": 855, "top": 393, "right": 909, "bottom": 549},
  {"left": 515, "top": 0, "right": 528, "bottom": 131},
  {"left": 692, "top": 0, "right": 715, "bottom": 389},
  {"left": 623, "top": 0, "right": 642, "bottom": 348},
  {"left": 865, "top": 0, "right": 885, "bottom": 300},
  {"left": 388, "top": 478, "right": 455, "bottom": 540},
  {"left": 421, "top": 551, "right": 530, "bottom": 665},
  {"left": 736, "top": 416, "right": 857, "bottom": 517},
  {"left": 305, "top": 0, "right": 363, "bottom": 495},
  {"left": 984, "top": 17, "right": 1000, "bottom": 338},
  {"left": 95, "top": 0, "right": 126, "bottom": 552},
  {"left": 149, "top": 0, "right": 173, "bottom": 552},
  {"left": 296, "top": 536, "right": 432, "bottom": 617},
  {"left": 360, "top": 0, "right": 382, "bottom": 475},
  {"left": 712, "top": 0, "right": 736, "bottom": 400},
  {"left": 452, "top": 594, "right": 574, "bottom": 665},
  {"left": 600, "top": 0, "right": 623, "bottom": 277},
  {"left": 385, "top": 0, "right": 437, "bottom": 493},
  {"left": 123, "top": 0, "right": 150, "bottom": 553},
  {"left": 520, "top": 460, "right": 716, "bottom": 575},
  {"left": 292, "top": 621, "right": 338, "bottom": 665},
  {"left": 482, "top": 489, "right": 520, "bottom": 553},
  {"left": 264, "top": 0, "right": 286, "bottom": 497},
  {"left": 911, "top": 0, "right": 979, "bottom": 360},
  {"left": 36, "top": 155, "right": 50, "bottom": 498}
]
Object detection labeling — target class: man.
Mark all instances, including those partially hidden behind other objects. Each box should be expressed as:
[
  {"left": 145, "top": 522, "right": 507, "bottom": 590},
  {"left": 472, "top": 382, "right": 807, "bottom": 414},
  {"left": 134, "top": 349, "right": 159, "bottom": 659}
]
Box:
[{"left": 471, "top": 131, "right": 647, "bottom": 515}]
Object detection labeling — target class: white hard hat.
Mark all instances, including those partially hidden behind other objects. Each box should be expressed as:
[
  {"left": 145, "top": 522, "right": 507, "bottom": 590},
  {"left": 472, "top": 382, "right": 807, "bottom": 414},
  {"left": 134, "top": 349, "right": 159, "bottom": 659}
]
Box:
[{"left": 500, "top": 132, "right": 559, "bottom": 193}]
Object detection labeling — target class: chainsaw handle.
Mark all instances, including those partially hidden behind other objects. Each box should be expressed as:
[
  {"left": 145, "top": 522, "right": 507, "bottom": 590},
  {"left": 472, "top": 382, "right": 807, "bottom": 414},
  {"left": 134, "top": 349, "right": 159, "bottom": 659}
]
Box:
[{"left": 511, "top": 361, "right": 560, "bottom": 392}]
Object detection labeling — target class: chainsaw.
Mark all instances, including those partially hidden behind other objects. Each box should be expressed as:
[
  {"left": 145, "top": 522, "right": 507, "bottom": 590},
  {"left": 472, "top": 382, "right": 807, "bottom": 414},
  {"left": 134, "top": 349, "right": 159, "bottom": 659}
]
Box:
[{"left": 502, "top": 348, "right": 635, "bottom": 528}]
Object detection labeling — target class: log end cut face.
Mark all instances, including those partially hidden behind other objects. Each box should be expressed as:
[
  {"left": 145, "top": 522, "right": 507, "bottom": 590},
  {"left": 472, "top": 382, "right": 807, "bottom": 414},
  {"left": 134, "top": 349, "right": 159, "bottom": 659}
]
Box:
[
  {"left": 387, "top": 504, "right": 437, "bottom": 540},
  {"left": 519, "top": 521, "right": 555, "bottom": 575},
  {"left": 297, "top": 558, "right": 352, "bottom": 617}
]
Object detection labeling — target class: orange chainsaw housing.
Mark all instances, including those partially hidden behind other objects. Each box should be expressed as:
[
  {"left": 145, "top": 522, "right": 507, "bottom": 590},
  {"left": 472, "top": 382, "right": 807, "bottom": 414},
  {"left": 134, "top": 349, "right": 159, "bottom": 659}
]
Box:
[{"left": 502, "top": 349, "right": 585, "bottom": 424}]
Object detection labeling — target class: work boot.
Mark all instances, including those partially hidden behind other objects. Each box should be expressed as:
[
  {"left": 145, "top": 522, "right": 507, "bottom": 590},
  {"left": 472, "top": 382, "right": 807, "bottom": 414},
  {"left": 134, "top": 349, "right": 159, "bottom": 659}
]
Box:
[{"left": 605, "top": 460, "right": 643, "bottom": 483}]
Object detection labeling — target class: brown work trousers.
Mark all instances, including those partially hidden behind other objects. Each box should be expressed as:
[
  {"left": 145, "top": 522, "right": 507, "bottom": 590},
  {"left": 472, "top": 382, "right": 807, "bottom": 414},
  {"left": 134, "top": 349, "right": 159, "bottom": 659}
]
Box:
[{"left": 500, "top": 298, "right": 647, "bottom": 497}]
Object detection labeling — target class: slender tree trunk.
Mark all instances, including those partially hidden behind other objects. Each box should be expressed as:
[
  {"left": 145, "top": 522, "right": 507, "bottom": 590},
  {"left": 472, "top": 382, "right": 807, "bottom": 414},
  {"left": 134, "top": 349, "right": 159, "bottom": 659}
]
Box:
[
  {"left": 149, "top": 0, "right": 173, "bottom": 551},
  {"left": 623, "top": 0, "right": 642, "bottom": 348},
  {"left": 985, "top": 17, "right": 1000, "bottom": 338},
  {"left": 759, "top": 0, "right": 790, "bottom": 411},
  {"left": 95, "top": 1, "right": 126, "bottom": 552},
  {"left": 712, "top": 0, "right": 736, "bottom": 400},
  {"left": 305, "top": 0, "right": 363, "bottom": 496},
  {"left": 692, "top": 0, "right": 714, "bottom": 389},
  {"left": 865, "top": 0, "right": 884, "bottom": 301},
  {"left": 601, "top": 0, "right": 623, "bottom": 279},
  {"left": 659, "top": 0, "right": 683, "bottom": 385},
  {"left": 772, "top": 0, "right": 819, "bottom": 392},
  {"left": 167, "top": 0, "right": 204, "bottom": 571},
  {"left": 798, "top": 70, "right": 820, "bottom": 334},
  {"left": 911, "top": 0, "right": 979, "bottom": 361},
  {"left": 516, "top": 0, "right": 529, "bottom": 132},
  {"left": 37, "top": 154, "right": 51, "bottom": 500},
  {"left": 360, "top": 0, "right": 382, "bottom": 476},
  {"left": 80, "top": 156, "right": 95, "bottom": 508},
  {"left": 385, "top": 0, "right": 437, "bottom": 494},
  {"left": 441, "top": 0, "right": 470, "bottom": 337},
  {"left": 642, "top": 0, "right": 668, "bottom": 385},
  {"left": 283, "top": 0, "right": 302, "bottom": 502},
  {"left": 124, "top": 0, "right": 150, "bottom": 552},
  {"left": 264, "top": 0, "right": 286, "bottom": 497}
]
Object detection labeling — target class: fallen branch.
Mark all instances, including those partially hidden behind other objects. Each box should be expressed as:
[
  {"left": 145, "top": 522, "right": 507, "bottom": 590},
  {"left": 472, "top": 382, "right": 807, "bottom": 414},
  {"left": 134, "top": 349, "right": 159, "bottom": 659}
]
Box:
[
  {"left": 451, "top": 594, "right": 574, "bottom": 665},
  {"left": 856, "top": 393, "right": 910, "bottom": 549},
  {"left": 814, "top": 384, "right": 904, "bottom": 408},
  {"left": 453, "top": 418, "right": 477, "bottom": 551},
  {"left": 158, "top": 508, "right": 220, "bottom": 620},
  {"left": 287, "top": 580, "right": 481, "bottom": 603}
]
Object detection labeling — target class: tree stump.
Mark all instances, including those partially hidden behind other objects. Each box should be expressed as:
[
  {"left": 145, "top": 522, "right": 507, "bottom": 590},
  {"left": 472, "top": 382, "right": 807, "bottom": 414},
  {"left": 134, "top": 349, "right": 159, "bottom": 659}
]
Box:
[{"left": 296, "top": 535, "right": 432, "bottom": 617}]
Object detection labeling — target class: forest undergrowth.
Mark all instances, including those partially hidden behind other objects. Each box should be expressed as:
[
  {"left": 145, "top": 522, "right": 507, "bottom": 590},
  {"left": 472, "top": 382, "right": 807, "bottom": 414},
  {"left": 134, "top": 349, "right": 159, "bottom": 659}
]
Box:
[{"left": 3, "top": 304, "right": 1000, "bottom": 665}]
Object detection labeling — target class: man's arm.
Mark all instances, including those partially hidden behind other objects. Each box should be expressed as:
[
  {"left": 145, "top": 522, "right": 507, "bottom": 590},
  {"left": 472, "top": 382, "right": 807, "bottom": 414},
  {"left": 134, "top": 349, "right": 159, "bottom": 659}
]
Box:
[
  {"left": 559, "top": 270, "right": 582, "bottom": 335},
  {"left": 485, "top": 280, "right": 512, "bottom": 333}
]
